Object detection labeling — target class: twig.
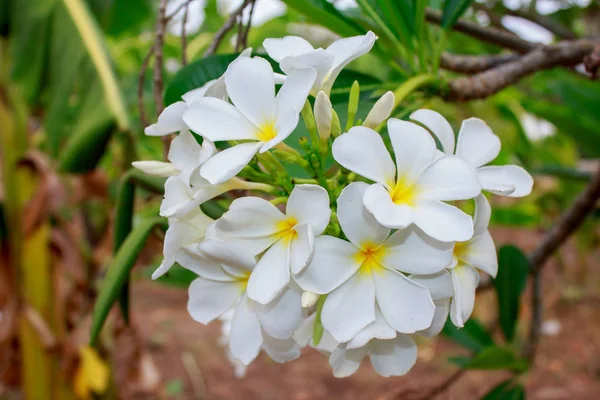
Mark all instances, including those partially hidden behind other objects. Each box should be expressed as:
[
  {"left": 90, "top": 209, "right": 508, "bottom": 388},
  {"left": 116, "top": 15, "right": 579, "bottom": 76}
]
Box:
[
  {"left": 446, "top": 39, "right": 597, "bottom": 101},
  {"left": 440, "top": 52, "right": 520, "bottom": 73},
  {"left": 154, "top": 0, "right": 168, "bottom": 158},
  {"left": 425, "top": 8, "right": 536, "bottom": 53},
  {"left": 205, "top": 0, "right": 253, "bottom": 56},
  {"left": 181, "top": 0, "right": 190, "bottom": 65},
  {"left": 394, "top": 369, "right": 466, "bottom": 400},
  {"left": 166, "top": 0, "right": 195, "bottom": 23},
  {"left": 137, "top": 47, "right": 154, "bottom": 128},
  {"left": 237, "top": 0, "right": 256, "bottom": 52}
]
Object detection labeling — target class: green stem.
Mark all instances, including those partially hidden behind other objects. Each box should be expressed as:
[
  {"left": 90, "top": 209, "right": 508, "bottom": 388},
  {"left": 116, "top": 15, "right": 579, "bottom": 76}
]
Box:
[
  {"left": 313, "top": 295, "right": 327, "bottom": 346},
  {"left": 392, "top": 74, "right": 438, "bottom": 110},
  {"left": 432, "top": 30, "right": 448, "bottom": 74}
]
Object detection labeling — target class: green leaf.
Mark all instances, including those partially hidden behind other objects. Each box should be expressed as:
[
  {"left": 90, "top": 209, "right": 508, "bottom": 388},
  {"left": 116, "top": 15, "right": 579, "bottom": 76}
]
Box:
[
  {"left": 90, "top": 217, "right": 168, "bottom": 345},
  {"left": 279, "top": 0, "right": 364, "bottom": 37},
  {"left": 482, "top": 379, "right": 526, "bottom": 400},
  {"left": 495, "top": 245, "right": 530, "bottom": 342},
  {"left": 441, "top": 0, "right": 475, "bottom": 28},
  {"left": 442, "top": 318, "right": 494, "bottom": 353},
  {"left": 164, "top": 54, "right": 239, "bottom": 106},
  {"left": 465, "top": 346, "right": 529, "bottom": 372},
  {"left": 10, "top": 0, "right": 130, "bottom": 165}
]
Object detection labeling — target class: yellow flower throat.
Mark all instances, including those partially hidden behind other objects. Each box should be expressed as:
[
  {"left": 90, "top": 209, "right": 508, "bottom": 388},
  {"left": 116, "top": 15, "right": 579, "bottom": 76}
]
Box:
[{"left": 355, "top": 242, "right": 387, "bottom": 276}]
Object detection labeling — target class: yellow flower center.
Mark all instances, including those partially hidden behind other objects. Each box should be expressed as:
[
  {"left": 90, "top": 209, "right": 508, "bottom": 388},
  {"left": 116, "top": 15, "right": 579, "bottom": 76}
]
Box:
[
  {"left": 274, "top": 217, "right": 298, "bottom": 244},
  {"left": 354, "top": 242, "right": 387, "bottom": 276},
  {"left": 256, "top": 121, "right": 277, "bottom": 142},
  {"left": 389, "top": 178, "right": 418, "bottom": 206},
  {"left": 236, "top": 271, "right": 251, "bottom": 290},
  {"left": 453, "top": 241, "right": 469, "bottom": 263}
]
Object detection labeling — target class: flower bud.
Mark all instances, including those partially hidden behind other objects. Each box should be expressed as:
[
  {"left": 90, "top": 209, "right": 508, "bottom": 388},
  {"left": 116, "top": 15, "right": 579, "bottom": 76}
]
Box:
[
  {"left": 314, "top": 91, "right": 332, "bottom": 140},
  {"left": 363, "top": 91, "right": 395, "bottom": 129},
  {"left": 301, "top": 291, "right": 320, "bottom": 308},
  {"left": 131, "top": 161, "right": 178, "bottom": 177},
  {"left": 346, "top": 80, "right": 360, "bottom": 130},
  {"left": 330, "top": 109, "right": 342, "bottom": 138}
]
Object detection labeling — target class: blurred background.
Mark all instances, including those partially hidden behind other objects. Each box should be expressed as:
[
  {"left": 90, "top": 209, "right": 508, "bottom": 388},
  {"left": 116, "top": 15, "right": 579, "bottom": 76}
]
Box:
[{"left": 1, "top": 0, "right": 599, "bottom": 399}]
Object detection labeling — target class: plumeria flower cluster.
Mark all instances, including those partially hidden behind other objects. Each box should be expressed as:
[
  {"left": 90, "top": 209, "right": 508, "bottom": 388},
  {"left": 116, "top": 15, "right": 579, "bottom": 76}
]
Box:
[{"left": 135, "top": 32, "right": 534, "bottom": 378}]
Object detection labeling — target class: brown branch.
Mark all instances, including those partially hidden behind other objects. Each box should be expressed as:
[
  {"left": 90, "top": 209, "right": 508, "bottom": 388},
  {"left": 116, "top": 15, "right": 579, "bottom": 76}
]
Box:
[
  {"left": 425, "top": 8, "right": 536, "bottom": 53},
  {"left": 446, "top": 39, "right": 597, "bottom": 101},
  {"left": 440, "top": 52, "right": 520, "bottom": 73},
  {"left": 204, "top": 0, "right": 253, "bottom": 56},
  {"left": 236, "top": 0, "right": 256, "bottom": 52},
  {"left": 137, "top": 47, "right": 154, "bottom": 129},
  {"left": 166, "top": 0, "right": 195, "bottom": 23},
  {"left": 393, "top": 369, "right": 466, "bottom": 400},
  {"left": 500, "top": 7, "right": 576, "bottom": 40},
  {"left": 181, "top": 0, "right": 190, "bottom": 65},
  {"left": 154, "top": 0, "right": 168, "bottom": 158}
]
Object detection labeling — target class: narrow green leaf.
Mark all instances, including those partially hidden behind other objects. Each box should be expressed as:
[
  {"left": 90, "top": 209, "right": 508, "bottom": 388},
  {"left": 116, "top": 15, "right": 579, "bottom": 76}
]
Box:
[
  {"left": 482, "top": 379, "right": 526, "bottom": 400},
  {"left": 441, "top": 0, "right": 475, "bottom": 28},
  {"left": 465, "top": 346, "right": 529, "bottom": 372},
  {"left": 495, "top": 245, "right": 530, "bottom": 342},
  {"left": 442, "top": 318, "right": 494, "bottom": 353},
  {"left": 279, "top": 0, "right": 364, "bottom": 38},
  {"left": 90, "top": 217, "right": 167, "bottom": 345}
]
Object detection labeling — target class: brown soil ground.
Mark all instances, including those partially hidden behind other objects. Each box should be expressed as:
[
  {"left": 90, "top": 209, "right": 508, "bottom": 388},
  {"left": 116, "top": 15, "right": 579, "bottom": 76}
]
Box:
[{"left": 128, "top": 227, "right": 600, "bottom": 400}]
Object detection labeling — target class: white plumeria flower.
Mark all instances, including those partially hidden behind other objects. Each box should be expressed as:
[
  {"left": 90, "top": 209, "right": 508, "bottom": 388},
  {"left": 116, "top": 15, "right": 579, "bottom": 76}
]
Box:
[
  {"left": 187, "top": 240, "right": 303, "bottom": 366},
  {"left": 134, "top": 129, "right": 216, "bottom": 186},
  {"left": 294, "top": 182, "right": 454, "bottom": 343},
  {"left": 152, "top": 207, "right": 213, "bottom": 280},
  {"left": 329, "top": 307, "right": 417, "bottom": 378},
  {"left": 183, "top": 56, "right": 317, "bottom": 184},
  {"left": 214, "top": 184, "right": 330, "bottom": 304},
  {"left": 333, "top": 119, "right": 482, "bottom": 242},
  {"left": 144, "top": 48, "right": 252, "bottom": 136},
  {"left": 410, "top": 110, "right": 534, "bottom": 197},
  {"left": 218, "top": 310, "right": 248, "bottom": 378},
  {"left": 448, "top": 194, "right": 498, "bottom": 327},
  {"left": 263, "top": 31, "right": 377, "bottom": 95},
  {"left": 410, "top": 271, "right": 455, "bottom": 337}
]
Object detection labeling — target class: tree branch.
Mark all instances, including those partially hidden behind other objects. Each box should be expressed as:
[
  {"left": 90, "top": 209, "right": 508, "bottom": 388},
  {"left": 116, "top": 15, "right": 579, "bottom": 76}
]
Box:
[
  {"left": 205, "top": 0, "right": 253, "bottom": 57},
  {"left": 446, "top": 39, "right": 597, "bottom": 101},
  {"left": 440, "top": 52, "right": 520, "bottom": 73},
  {"left": 498, "top": 6, "right": 576, "bottom": 40},
  {"left": 425, "top": 8, "right": 536, "bottom": 53}
]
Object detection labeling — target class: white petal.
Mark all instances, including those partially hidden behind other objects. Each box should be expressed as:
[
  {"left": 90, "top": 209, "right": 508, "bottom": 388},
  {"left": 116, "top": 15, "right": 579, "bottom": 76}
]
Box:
[
  {"left": 225, "top": 56, "right": 275, "bottom": 127},
  {"left": 413, "top": 200, "right": 474, "bottom": 242},
  {"left": 387, "top": 118, "right": 437, "bottom": 184},
  {"left": 160, "top": 176, "right": 194, "bottom": 217},
  {"left": 197, "top": 240, "right": 256, "bottom": 274},
  {"left": 262, "top": 333, "right": 301, "bottom": 363},
  {"left": 151, "top": 262, "right": 172, "bottom": 280},
  {"left": 204, "top": 76, "right": 228, "bottom": 100},
  {"left": 473, "top": 194, "right": 492, "bottom": 237},
  {"left": 461, "top": 231, "right": 498, "bottom": 277},
  {"left": 329, "top": 346, "right": 369, "bottom": 378},
  {"left": 478, "top": 165, "right": 534, "bottom": 197},
  {"left": 337, "top": 182, "right": 390, "bottom": 248},
  {"left": 290, "top": 223, "right": 315, "bottom": 275},
  {"left": 363, "top": 91, "right": 394, "bottom": 129},
  {"left": 229, "top": 296, "right": 263, "bottom": 365},
  {"left": 381, "top": 228, "right": 453, "bottom": 275},
  {"left": 132, "top": 161, "right": 178, "bottom": 177},
  {"left": 450, "top": 264, "right": 480, "bottom": 327},
  {"left": 417, "top": 300, "right": 450, "bottom": 338},
  {"left": 374, "top": 268, "right": 435, "bottom": 333},
  {"left": 247, "top": 240, "right": 291, "bottom": 304},
  {"left": 322, "top": 273, "right": 376, "bottom": 343},
  {"left": 168, "top": 130, "right": 203, "bottom": 184},
  {"left": 145, "top": 102, "right": 188, "bottom": 136},
  {"left": 275, "top": 67, "right": 317, "bottom": 117},
  {"left": 263, "top": 36, "right": 315, "bottom": 62},
  {"left": 455, "top": 118, "right": 500, "bottom": 168},
  {"left": 273, "top": 72, "right": 287, "bottom": 84},
  {"left": 176, "top": 247, "right": 235, "bottom": 281},
  {"left": 286, "top": 184, "right": 331, "bottom": 235},
  {"left": 415, "top": 156, "right": 481, "bottom": 201},
  {"left": 280, "top": 49, "right": 335, "bottom": 94},
  {"left": 409, "top": 270, "right": 454, "bottom": 301},
  {"left": 363, "top": 184, "right": 413, "bottom": 229},
  {"left": 199, "top": 142, "right": 262, "bottom": 184},
  {"left": 322, "top": 31, "right": 377, "bottom": 93},
  {"left": 346, "top": 308, "right": 396, "bottom": 350},
  {"left": 369, "top": 335, "right": 417, "bottom": 377},
  {"left": 216, "top": 196, "right": 285, "bottom": 238},
  {"left": 256, "top": 286, "right": 303, "bottom": 339},
  {"left": 162, "top": 218, "right": 204, "bottom": 262},
  {"left": 181, "top": 81, "right": 212, "bottom": 104},
  {"left": 260, "top": 109, "right": 299, "bottom": 152},
  {"left": 294, "top": 236, "right": 360, "bottom": 294},
  {"left": 332, "top": 126, "right": 396, "bottom": 187},
  {"left": 187, "top": 278, "right": 241, "bottom": 324},
  {"left": 410, "top": 109, "right": 455, "bottom": 154},
  {"left": 182, "top": 97, "right": 257, "bottom": 141}
]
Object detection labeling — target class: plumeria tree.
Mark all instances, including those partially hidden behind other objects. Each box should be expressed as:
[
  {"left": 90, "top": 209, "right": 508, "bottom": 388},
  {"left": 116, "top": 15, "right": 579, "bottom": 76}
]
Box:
[{"left": 2, "top": 0, "right": 600, "bottom": 399}]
